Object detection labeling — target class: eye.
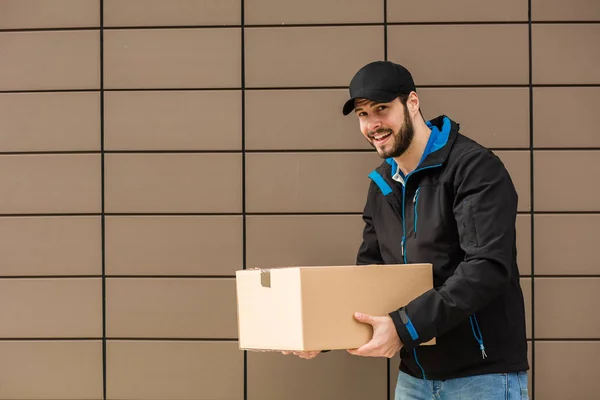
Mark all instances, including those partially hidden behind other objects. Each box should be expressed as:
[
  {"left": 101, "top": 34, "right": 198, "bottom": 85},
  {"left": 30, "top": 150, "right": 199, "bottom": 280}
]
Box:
[{"left": 377, "top": 106, "right": 387, "bottom": 112}]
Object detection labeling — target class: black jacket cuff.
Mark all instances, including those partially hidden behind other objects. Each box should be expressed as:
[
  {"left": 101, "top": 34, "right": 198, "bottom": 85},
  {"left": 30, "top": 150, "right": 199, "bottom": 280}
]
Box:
[{"left": 390, "top": 307, "right": 421, "bottom": 350}]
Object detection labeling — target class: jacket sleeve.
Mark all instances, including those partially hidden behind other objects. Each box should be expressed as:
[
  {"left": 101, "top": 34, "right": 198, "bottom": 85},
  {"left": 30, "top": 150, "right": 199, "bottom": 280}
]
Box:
[
  {"left": 356, "top": 182, "right": 385, "bottom": 265},
  {"left": 389, "top": 149, "right": 518, "bottom": 350}
]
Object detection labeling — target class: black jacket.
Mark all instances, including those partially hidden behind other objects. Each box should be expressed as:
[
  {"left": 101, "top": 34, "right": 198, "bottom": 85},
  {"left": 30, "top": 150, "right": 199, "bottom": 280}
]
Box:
[{"left": 357, "top": 115, "right": 529, "bottom": 380}]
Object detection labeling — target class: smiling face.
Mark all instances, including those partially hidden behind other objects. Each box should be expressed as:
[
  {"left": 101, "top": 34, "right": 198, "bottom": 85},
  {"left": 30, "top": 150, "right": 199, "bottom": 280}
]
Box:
[{"left": 354, "top": 96, "right": 414, "bottom": 159}]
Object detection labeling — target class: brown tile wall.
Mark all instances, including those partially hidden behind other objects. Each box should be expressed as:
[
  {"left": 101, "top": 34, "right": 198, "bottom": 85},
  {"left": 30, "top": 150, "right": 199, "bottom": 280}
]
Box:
[{"left": 0, "top": 1, "right": 598, "bottom": 399}]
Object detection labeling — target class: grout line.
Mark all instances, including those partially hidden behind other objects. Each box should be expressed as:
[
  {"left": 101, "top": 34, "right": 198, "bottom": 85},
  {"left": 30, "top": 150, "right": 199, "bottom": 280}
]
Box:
[
  {"left": 0, "top": 89, "right": 100, "bottom": 93},
  {"left": 1, "top": 147, "right": 600, "bottom": 156},
  {"left": 0, "top": 274, "right": 597, "bottom": 280},
  {"left": 0, "top": 213, "right": 101, "bottom": 217},
  {"left": 241, "top": 1, "right": 248, "bottom": 399},
  {"left": 525, "top": 211, "right": 600, "bottom": 214},
  {"left": 0, "top": 151, "right": 101, "bottom": 155},
  {"left": 103, "top": 87, "right": 239, "bottom": 91},
  {"left": 105, "top": 275, "right": 236, "bottom": 279},
  {"left": 2, "top": 20, "right": 598, "bottom": 33},
  {"left": 0, "top": 26, "right": 100, "bottom": 32},
  {"left": 246, "top": 86, "right": 346, "bottom": 90},
  {"left": 0, "top": 337, "right": 593, "bottom": 342},
  {"left": 106, "top": 149, "right": 373, "bottom": 153},
  {"left": 1, "top": 274, "right": 596, "bottom": 280},
  {"left": 246, "top": 212, "right": 363, "bottom": 216},
  {"left": 383, "top": 0, "right": 388, "bottom": 63},
  {"left": 99, "top": 1, "right": 107, "bottom": 399},
  {"left": 106, "top": 337, "right": 240, "bottom": 341},
  {"left": 247, "top": 22, "right": 381, "bottom": 28},
  {"left": 0, "top": 337, "right": 240, "bottom": 341},
  {"left": 104, "top": 25, "right": 243, "bottom": 30},
  {"left": 1, "top": 147, "right": 599, "bottom": 156},
  {"left": 387, "top": 21, "right": 529, "bottom": 26},
  {"left": 531, "top": 338, "right": 600, "bottom": 342},
  {"left": 104, "top": 213, "right": 242, "bottom": 216},
  {"left": 2, "top": 84, "right": 600, "bottom": 94},
  {"left": 531, "top": 275, "right": 600, "bottom": 279},
  {"left": 0, "top": 276, "right": 103, "bottom": 279},
  {"left": 0, "top": 337, "right": 102, "bottom": 341},
  {"left": 104, "top": 149, "right": 240, "bottom": 153},
  {"left": 1, "top": 211, "right": 600, "bottom": 218},
  {"left": 528, "top": 1, "right": 536, "bottom": 397}
]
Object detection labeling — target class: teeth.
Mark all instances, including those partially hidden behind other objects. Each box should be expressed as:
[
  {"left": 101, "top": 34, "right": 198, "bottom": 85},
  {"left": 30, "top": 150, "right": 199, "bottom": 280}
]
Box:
[{"left": 373, "top": 132, "right": 391, "bottom": 140}]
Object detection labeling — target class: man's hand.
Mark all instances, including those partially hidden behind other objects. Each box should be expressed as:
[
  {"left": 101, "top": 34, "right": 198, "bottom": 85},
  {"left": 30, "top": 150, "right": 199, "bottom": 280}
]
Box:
[
  {"left": 281, "top": 350, "right": 320, "bottom": 360},
  {"left": 347, "top": 312, "right": 402, "bottom": 358}
]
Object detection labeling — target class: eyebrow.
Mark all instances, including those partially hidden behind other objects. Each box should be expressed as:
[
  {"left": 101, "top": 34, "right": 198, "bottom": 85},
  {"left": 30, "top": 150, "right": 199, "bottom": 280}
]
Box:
[{"left": 354, "top": 101, "right": 381, "bottom": 113}]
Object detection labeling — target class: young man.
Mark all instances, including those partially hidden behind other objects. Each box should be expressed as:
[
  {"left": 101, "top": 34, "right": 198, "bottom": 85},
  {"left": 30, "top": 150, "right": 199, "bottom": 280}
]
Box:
[{"left": 287, "top": 61, "right": 530, "bottom": 399}]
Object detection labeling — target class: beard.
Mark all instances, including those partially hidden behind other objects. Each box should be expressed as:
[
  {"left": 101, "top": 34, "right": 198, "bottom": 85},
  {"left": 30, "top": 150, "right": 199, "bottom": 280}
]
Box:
[{"left": 367, "top": 110, "right": 414, "bottom": 159}]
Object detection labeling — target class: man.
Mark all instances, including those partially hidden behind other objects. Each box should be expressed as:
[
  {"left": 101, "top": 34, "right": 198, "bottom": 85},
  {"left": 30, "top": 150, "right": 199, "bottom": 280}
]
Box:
[{"left": 286, "top": 61, "right": 530, "bottom": 399}]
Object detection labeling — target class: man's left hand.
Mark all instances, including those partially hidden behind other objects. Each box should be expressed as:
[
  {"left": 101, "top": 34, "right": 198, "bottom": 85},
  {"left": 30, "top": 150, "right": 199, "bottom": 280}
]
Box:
[{"left": 347, "top": 312, "right": 402, "bottom": 358}]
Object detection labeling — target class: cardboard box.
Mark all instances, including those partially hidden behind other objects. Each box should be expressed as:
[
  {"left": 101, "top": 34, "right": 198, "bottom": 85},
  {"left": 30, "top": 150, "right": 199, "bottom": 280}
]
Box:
[{"left": 235, "top": 263, "right": 434, "bottom": 351}]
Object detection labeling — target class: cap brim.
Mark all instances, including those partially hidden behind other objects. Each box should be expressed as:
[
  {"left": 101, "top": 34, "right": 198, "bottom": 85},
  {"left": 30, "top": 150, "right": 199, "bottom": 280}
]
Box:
[{"left": 342, "top": 90, "right": 399, "bottom": 115}]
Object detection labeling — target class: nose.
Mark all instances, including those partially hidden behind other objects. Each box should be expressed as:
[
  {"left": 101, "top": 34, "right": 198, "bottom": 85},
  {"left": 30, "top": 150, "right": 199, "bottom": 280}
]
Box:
[{"left": 366, "top": 116, "right": 381, "bottom": 133}]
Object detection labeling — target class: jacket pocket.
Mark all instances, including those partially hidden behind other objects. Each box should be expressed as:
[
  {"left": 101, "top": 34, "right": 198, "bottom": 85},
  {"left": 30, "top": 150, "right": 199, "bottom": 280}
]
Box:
[{"left": 462, "top": 200, "right": 479, "bottom": 247}]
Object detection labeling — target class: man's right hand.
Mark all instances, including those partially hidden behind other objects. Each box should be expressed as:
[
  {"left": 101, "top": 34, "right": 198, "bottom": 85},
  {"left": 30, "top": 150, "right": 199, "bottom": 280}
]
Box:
[{"left": 281, "top": 350, "right": 320, "bottom": 359}]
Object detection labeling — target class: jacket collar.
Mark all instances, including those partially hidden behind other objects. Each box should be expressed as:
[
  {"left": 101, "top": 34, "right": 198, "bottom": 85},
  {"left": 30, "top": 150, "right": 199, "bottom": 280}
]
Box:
[
  {"left": 380, "top": 115, "right": 459, "bottom": 178},
  {"left": 420, "top": 115, "right": 459, "bottom": 167}
]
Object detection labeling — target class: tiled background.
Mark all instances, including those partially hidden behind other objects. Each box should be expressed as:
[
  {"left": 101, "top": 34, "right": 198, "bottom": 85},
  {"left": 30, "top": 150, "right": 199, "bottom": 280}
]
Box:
[{"left": 0, "top": 0, "right": 598, "bottom": 399}]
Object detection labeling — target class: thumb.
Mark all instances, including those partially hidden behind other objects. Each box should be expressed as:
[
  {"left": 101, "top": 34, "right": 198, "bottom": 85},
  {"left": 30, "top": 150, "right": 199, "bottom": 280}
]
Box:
[{"left": 354, "top": 312, "right": 376, "bottom": 325}]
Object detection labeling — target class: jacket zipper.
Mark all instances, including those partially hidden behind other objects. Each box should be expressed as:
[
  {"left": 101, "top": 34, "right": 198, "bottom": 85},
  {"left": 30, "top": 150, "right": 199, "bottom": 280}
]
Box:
[
  {"left": 399, "top": 165, "right": 440, "bottom": 381},
  {"left": 413, "top": 187, "right": 421, "bottom": 238}
]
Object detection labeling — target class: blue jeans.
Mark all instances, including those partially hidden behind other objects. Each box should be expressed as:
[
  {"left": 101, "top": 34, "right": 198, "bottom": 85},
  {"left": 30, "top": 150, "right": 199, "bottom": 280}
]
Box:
[{"left": 395, "top": 370, "right": 529, "bottom": 400}]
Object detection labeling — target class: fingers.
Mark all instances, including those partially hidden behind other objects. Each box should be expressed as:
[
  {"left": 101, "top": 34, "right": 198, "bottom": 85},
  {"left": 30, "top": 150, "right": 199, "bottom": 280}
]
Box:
[
  {"left": 354, "top": 312, "right": 377, "bottom": 325},
  {"left": 347, "top": 342, "right": 376, "bottom": 357},
  {"left": 347, "top": 347, "right": 390, "bottom": 358},
  {"left": 281, "top": 350, "right": 320, "bottom": 359},
  {"left": 347, "top": 337, "right": 396, "bottom": 358},
  {"left": 347, "top": 342, "right": 397, "bottom": 358},
  {"left": 295, "top": 351, "right": 320, "bottom": 359}
]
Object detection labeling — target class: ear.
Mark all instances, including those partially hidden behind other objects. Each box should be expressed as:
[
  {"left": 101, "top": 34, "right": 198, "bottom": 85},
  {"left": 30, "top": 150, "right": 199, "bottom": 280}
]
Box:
[{"left": 406, "top": 91, "right": 420, "bottom": 118}]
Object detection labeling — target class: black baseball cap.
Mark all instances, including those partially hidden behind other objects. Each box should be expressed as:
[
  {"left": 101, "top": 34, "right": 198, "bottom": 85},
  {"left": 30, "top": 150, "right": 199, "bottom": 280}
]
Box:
[{"left": 342, "top": 61, "right": 416, "bottom": 115}]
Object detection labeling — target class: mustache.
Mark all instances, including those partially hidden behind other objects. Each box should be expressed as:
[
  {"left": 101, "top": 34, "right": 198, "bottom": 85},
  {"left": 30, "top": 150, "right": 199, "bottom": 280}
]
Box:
[{"left": 368, "top": 128, "right": 393, "bottom": 139}]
